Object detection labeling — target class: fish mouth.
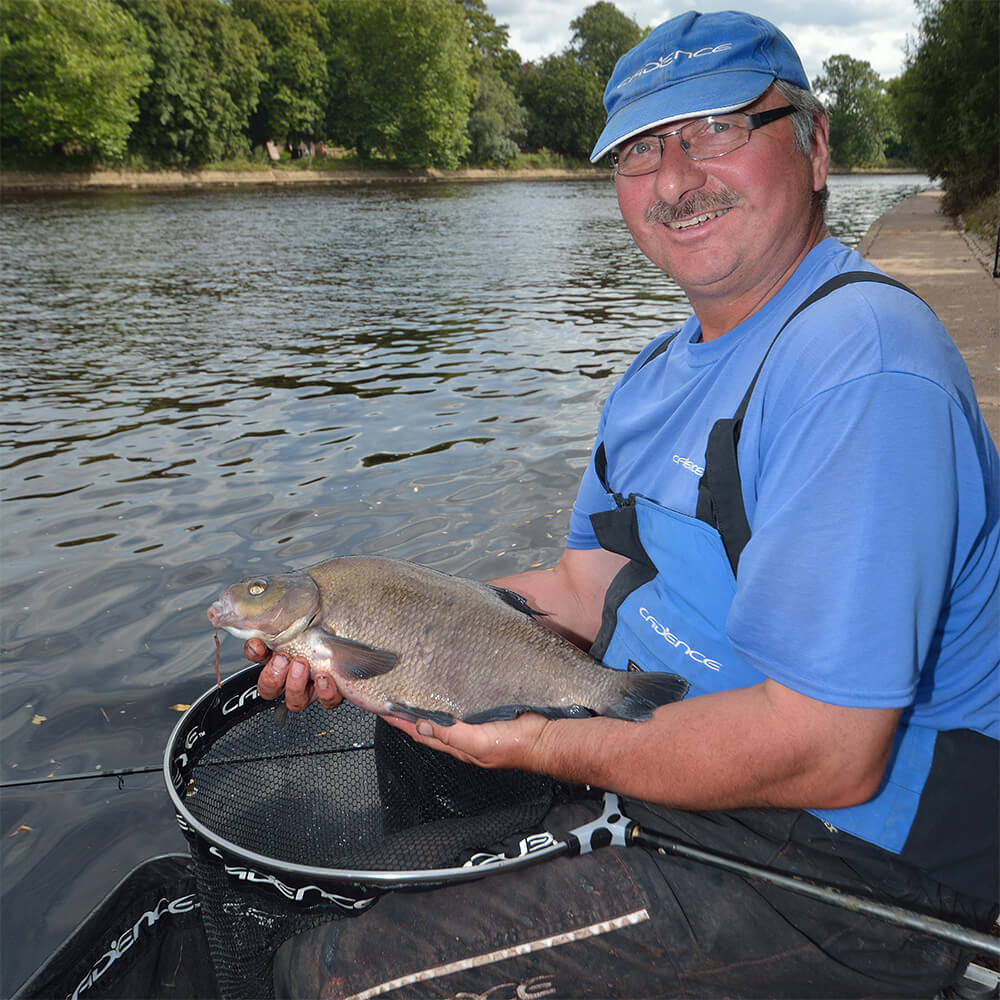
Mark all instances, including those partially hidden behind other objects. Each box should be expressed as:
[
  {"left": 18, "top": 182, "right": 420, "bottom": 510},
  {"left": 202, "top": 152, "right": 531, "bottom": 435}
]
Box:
[
  {"left": 206, "top": 600, "right": 228, "bottom": 629},
  {"left": 206, "top": 594, "right": 282, "bottom": 641},
  {"left": 206, "top": 592, "right": 319, "bottom": 644}
]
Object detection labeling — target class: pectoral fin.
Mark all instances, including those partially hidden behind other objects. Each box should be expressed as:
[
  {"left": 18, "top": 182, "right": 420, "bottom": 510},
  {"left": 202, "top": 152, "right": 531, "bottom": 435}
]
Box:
[{"left": 305, "top": 628, "right": 400, "bottom": 680}]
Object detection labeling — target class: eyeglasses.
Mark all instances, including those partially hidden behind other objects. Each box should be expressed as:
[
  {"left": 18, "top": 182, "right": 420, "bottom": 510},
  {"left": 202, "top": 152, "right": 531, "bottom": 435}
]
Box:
[{"left": 611, "top": 105, "right": 797, "bottom": 176}]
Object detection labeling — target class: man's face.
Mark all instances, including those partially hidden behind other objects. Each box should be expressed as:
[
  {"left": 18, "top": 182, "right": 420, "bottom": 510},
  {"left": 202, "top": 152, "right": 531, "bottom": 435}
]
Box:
[{"left": 614, "top": 88, "right": 829, "bottom": 322}]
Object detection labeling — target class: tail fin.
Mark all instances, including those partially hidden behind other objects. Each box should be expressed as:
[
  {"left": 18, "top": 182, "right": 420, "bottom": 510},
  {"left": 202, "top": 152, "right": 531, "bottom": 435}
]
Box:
[{"left": 603, "top": 671, "right": 689, "bottom": 721}]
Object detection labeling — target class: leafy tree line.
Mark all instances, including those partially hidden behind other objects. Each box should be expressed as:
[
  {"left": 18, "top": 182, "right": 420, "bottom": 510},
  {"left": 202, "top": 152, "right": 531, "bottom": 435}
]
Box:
[
  {"left": 890, "top": 0, "right": 998, "bottom": 215},
  {"left": 801, "top": 0, "right": 996, "bottom": 216},
  {"left": 0, "top": 0, "right": 644, "bottom": 169},
  {"left": 2, "top": 0, "right": 995, "bottom": 214}
]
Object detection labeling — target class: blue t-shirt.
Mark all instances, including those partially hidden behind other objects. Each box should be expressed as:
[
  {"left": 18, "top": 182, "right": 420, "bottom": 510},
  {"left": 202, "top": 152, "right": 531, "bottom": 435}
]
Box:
[{"left": 569, "top": 238, "right": 999, "bottom": 738}]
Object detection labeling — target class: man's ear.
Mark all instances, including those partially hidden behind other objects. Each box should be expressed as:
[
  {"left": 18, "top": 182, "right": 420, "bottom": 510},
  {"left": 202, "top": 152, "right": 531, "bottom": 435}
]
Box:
[{"left": 810, "top": 110, "right": 830, "bottom": 194}]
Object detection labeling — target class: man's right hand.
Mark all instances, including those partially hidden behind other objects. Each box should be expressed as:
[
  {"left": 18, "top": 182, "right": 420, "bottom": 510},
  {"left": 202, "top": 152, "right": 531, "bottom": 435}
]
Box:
[{"left": 245, "top": 638, "right": 344, "bottom": 712}]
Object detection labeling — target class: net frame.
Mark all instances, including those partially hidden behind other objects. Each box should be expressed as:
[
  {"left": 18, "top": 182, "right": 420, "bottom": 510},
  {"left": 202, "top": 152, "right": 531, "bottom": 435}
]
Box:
[{"left": 163, "top": 664, "right": 572, "bottom": 904}]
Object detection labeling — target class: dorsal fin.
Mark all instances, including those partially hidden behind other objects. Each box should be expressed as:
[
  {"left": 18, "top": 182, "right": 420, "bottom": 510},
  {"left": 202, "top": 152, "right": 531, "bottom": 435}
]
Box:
[{"left": 487, "top": 585, "right": 547, "bottom": 618}]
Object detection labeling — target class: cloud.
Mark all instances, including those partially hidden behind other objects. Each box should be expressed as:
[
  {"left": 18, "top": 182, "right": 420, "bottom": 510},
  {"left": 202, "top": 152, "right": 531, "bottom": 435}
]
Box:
[{"left": 490, "top": 0, "right": 920, "bottom": 81}]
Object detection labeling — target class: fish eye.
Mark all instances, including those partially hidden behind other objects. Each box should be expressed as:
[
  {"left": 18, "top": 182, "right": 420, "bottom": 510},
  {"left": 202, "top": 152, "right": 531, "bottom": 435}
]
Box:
[{"left": 248, "top": 580, "right": 267, "bottom": 596}]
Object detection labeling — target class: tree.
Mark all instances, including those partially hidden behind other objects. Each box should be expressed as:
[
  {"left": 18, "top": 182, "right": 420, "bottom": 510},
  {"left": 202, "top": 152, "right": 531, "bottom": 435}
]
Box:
[
  {"left": 813, "top": 55, "right": 897, "bottom": 168},
  {"left": 321, "top": 0, "right": 471, "bottom": 168},
  {"left": 519, "top": 51, "right": 606, "bottom": 159},
  {"left": 467, "top": 64, "right": 526, "bottom": 165},
  {"left": 890, "top": 0, "right": 999, "bottom": 212},
  {"left": 0, "top": 0, "right": 150, "bottom": 160},
  {"left": 569, "top": 0, "right": 646, "bottom": 82},
  {"left": 519, "top": 2, "right": 642, "bottom": 159},
  {"left": 461, "top": 0, "right": 525, "bottom": 166},
  {"left": 232, "top": 0, "right": 329, "bottom": 151},
  {"left": 461, "top": 0, "right": 521, "bottom": 88},
  {"left": 120, "top": 0, "right": 266, "bottom": 168}
]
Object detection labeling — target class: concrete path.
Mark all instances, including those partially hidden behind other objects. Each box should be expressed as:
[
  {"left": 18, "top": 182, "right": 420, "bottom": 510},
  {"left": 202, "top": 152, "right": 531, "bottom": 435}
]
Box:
[{"left": 858, "top": 188, "right": 999, "bottom": 446}]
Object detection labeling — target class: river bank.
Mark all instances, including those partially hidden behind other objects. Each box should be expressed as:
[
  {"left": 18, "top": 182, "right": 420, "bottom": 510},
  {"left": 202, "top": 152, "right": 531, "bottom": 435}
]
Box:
[
  {"left": 0, "top": 165, "right": 610, "bottom": 193},
  {"left": 0, "top": 163, "right": 923, "bottom": 194}
]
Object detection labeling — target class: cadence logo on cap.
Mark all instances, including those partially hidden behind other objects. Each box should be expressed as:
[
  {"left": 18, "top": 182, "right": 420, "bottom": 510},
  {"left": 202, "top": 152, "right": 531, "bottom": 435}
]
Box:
[{"left": 618, "top": 43, "right": 733, "bottom": 90}]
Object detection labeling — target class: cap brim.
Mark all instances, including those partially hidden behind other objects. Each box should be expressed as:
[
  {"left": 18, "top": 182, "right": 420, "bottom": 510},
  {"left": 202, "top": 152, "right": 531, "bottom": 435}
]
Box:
[{"left": 590, "top": 71, "right": 775, "bottom": 163}]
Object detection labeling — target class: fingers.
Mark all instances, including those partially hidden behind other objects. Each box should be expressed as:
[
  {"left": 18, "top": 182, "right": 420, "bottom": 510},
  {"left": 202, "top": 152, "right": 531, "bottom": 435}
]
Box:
[
  {"left": 257, "top": 653, "right": 292, "bottom": 700},
  {"left": 255, "top": 651, "right": 344, "bottom": 713},
  {"left": 244, "top": 638, "right": 269, "bottom": 662},
  {"left": 312, "top": 670, "right": 344, "bottom": 710},
  {"left": 282, "top": 657, "right": 315, "bottom": 713},
  {"left": 385, "top": 713, "right": 550, "bottom": 772}
]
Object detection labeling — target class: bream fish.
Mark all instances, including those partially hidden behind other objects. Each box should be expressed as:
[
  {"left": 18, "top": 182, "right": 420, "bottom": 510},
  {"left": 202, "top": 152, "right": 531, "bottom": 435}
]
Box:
[{"left": 206, "top": 555, "right": 688, "bottom": 725}]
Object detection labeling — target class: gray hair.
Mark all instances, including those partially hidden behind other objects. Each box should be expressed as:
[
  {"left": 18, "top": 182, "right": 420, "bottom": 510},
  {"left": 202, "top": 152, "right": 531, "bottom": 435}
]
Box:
[
  {"left": 774, "top": 78, "right": 828, "bottom": 214},
  {"left": 773, "top": 79, "right": 826, "bottom": 154}
]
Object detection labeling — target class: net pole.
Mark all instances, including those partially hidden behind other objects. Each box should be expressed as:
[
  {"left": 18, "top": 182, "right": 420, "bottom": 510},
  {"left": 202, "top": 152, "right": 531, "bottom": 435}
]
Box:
[{"left": 630, "top": 824, "right": 1000, "bottom": 959}]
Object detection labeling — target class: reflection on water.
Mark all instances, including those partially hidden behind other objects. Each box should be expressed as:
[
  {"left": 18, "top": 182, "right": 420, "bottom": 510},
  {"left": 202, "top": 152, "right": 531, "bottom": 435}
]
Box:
[{"left": 0, "top": 172, "right": 931, "bottom": 992}]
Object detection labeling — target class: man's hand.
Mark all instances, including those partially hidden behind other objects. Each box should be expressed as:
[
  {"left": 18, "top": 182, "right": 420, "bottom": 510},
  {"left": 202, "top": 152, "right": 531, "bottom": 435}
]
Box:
[
  {"left": 384, "top": 712, "right": 551, "bottom": 772},
  {"left": 245, "top": 638, "right": 343, "bottom": 711}
]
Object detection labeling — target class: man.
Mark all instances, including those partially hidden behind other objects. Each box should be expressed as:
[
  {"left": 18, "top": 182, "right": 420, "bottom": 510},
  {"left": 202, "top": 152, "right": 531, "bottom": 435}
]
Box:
[{"left": 257, "top": 11, "right": 999, "bottom": 997}]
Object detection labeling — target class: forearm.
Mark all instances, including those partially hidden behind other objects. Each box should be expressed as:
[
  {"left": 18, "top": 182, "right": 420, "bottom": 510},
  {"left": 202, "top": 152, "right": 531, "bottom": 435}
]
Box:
[
  {"left": 526, "top": 682, "right": 899, "bottom": 811},
  {"left": 402, "top": 679, "right": 901, "bottom": 813}
]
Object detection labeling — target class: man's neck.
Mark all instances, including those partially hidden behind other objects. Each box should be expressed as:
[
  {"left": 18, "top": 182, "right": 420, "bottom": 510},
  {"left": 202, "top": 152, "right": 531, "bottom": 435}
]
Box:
[{"left": 692, "top": 219, "right": 829, "bottom": 341}]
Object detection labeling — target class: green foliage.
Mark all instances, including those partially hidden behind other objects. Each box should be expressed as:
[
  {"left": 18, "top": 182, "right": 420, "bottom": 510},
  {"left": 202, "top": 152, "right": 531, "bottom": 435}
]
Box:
[
  {"left": 467, "top": 64, "right": 526, "bottom": 165},
  {"left": 321, "top": 0, "right": 471, "bottom": 169},
  {"left": 813, "top": 54, "right": 897, "bottom": 167},
  {"left": 461, "top": 0, "right": 525, "bottom": 166},
  {"left": 519, "top": 2, "right": 642, "bottom": 159},
  {"left": 961, "top": 191, "right": 1000, "bottom": 245},
  {"left": 890, "top": 0, "right": 999, "bottom": 213},
  {"left": 518, "top": 51, "right": 606, "bottom": 160},
  {"left": 569, "top": 0, "right": 646, "bottom": 82},
  {"left": 119, "top": 0, "right": 266, "bottom": 168},
  {"left": 461, "top": 0, "right": 521, "bottom": 87},
  {"left": 233, "top": 0, "right": 329, "bottom": 149},
  {"left": 0, "top": 0, "right": 151, "bottom": 160}
]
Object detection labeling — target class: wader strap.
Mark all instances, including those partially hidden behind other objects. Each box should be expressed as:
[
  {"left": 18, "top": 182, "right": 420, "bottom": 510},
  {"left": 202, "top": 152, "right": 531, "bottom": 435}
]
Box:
[
  {"left": 901, "top": 728, "right": 1000, "bottom": 900},
  {"left": 695, "top": 271, "right": 923, "bottom": 577},
  {"left": 590, "top": 335, "right": 680, "bottom": 660},
  {"left": 589, "top": 505, "right": 658, "bottom": 660},
  {"left": 593, "top": 333, "right": 680, "bottom": 501}
]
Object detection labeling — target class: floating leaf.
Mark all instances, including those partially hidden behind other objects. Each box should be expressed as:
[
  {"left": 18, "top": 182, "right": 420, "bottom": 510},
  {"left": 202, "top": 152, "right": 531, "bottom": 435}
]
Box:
[
  {"left": 31, "top": 714, "right": 47, "bottom": 726},
  {"left": 100, "top": 708, "right": 110, "bottom": 723},
  {"left": 9, "top": 825, "right": 32, "bottom": 837},
  {"left": 170, "top": 704, "right": 191, "bottom": 712}
]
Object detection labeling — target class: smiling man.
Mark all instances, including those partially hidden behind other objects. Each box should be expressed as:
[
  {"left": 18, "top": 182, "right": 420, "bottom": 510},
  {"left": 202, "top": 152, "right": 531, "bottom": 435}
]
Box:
[{"left": 261, "top": 11, "right": 999, "bottom": 998}]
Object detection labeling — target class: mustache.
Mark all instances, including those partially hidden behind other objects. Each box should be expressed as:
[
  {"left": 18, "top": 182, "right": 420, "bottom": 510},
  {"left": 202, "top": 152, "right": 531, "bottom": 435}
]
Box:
[{"left": 645, "top": 190, "right": 740, "bottom": 224}]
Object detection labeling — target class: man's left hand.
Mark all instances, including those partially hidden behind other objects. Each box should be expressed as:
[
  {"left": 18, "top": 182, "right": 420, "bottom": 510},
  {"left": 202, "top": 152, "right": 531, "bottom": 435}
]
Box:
[{"left": 384, "top": 712, "right": 550, "bottom": 771}]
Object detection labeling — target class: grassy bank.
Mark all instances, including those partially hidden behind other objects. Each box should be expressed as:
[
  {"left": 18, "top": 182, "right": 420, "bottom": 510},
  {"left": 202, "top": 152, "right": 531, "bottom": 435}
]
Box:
[
  {"left": 0, "top": 149, "right": 610, "bottom": 193},
  {"left": 961, "top": 191, "right": 1000, "bottom": 245}
]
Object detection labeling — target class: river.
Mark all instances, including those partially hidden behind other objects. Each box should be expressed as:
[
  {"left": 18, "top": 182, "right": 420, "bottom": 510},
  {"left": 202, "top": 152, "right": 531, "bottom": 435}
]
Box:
[{"left": 0, "top": 172, "right": 932, "bottom": 994}]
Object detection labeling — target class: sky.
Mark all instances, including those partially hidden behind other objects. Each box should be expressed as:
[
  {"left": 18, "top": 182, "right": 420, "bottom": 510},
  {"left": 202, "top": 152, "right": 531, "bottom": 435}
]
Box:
[{"left": 488, "top": 0, "right": 923, "bottom": 85}]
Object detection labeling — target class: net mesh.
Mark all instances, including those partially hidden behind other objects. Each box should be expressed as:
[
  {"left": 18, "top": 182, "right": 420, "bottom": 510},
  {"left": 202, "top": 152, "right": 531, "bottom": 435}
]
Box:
[{"left": 177, "top": 695, "right": 554, "bottom": 999}]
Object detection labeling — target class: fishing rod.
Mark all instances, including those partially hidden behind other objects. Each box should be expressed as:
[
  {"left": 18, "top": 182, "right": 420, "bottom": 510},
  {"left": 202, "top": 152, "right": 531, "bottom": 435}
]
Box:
[
  {"left": 633, "top": 825, "right": 1000, "bottom": 958},
  {"left": 1, "top": 742, "right": 381, "bottom": 789},
  {"left": 1, "top": 764, "right": 164, "bottom": 789},
  {"left": 569, "top": 793, "right": 1000, "bottom": 960}
]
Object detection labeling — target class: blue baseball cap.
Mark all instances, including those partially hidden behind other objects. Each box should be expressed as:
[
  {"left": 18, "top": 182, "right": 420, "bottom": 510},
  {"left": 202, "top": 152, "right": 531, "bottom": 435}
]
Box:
[{"left": 590, "top": 10, "right": 811, "bottom": 162}]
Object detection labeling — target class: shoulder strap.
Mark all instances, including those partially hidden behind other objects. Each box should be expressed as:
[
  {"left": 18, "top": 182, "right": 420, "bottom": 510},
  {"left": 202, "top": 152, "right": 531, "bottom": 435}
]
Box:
[
  {"left": 594, "top": 332, "right": 680, "bottom": 498},
  {"left": 696, "top": 271, "right": 923, "bottom": 577}
]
